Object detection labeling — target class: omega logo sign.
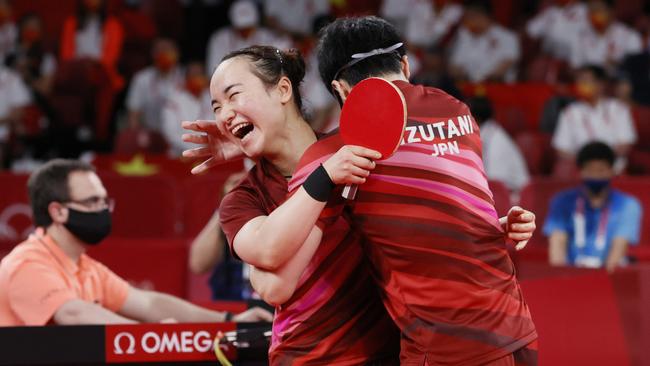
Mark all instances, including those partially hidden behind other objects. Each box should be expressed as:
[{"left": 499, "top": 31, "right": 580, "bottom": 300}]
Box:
[
  {"left": 0, "top": 203, "right": 33, "bottom": 241},
  {"left": 113, "top": 330, "right": 215, "bottom": 354}
]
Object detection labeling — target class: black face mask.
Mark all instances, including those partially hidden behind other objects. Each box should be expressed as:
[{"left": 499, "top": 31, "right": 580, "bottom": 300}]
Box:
[
  {"left": 64, "top": 208, "right": 112, "bottom": 245},
  {"left": 583, "top": 178, "right": 611, "bottom": 196}
]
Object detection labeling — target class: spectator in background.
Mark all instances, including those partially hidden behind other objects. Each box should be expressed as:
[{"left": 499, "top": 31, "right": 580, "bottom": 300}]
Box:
[
  {"left": 126, "top": 38, "right": 183, "bottom": 133},
  {"left": 205, "top": 0, "right": 291, "bottom": 74},
  {"left": 468, "top": 96, "right": 529, "bottom": 195},
  {"left": 552, "top": 65, "right": 636, "bottom": 172},
  {"left": 0, "top": 0, "right": 16, "bottom": 64},
  {"left": 568, "top": 0, "right": 642, "bottom": 72},
  {"left": 544, "top": 142, "right": 642, "bottom": 272},
  {"left": 449, "top": 0, "right": 520, "bottom": 83},
  {"left": 379, "top": 0, "right": 420, "bottom": 35},
  {"left": 619, "top": 9, "right": 650, "bottom": 106},
  {"left": 161, "top": 62, "right": 212, "bottom": 157},
  {"left": 189, "top": 169, "right": 254, "bottom": 301},
  {"left": 301, "top": 14, "right": 338, "bottom": 132},
  {"left": 377, "top": 0, "right": 426, "bottom": 75},
  {"left": 0, "top": 64, "right": 31, "bottom": 169},
  {"left": 4, "top": 13, "right": 57, "bottom": 166},
  {"left": 410, "top": 45, "right": 464, "bottom": 101},
  {"left": 405, "top": 0, "right": 464, "bottom": 49},
  {"left": 264, "top": 0, "right": 330, "bottom": 38},
  {"left": 0, "top": 159, "right": 273, "bottom": 326},
  {"left": 526, "top": 0, "right": 588, "bottom": 61},
  {"left": 60, "top": 0, "right": 125, "bottom": 90},
  {"left": 539, "top": 71, "right": 576, "bottom": 134},
  {"left": 7, "top": 13, "right": 57, "bottom": 97}
]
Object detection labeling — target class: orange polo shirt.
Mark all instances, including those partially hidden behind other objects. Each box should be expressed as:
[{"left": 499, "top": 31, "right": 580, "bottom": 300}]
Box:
[{"left": 0, "top": 230, "right": 130, "bottom": 326}]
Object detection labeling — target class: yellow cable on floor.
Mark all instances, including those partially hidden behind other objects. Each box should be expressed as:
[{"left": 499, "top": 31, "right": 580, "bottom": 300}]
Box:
[{"left": 214, "top": 332, "right": 233, "bottom": 366}]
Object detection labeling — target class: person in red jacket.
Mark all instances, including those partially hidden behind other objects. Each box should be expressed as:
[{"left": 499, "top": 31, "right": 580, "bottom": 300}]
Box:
[{"left": 59, "top": 0, "right": 124, "bottom": 142}]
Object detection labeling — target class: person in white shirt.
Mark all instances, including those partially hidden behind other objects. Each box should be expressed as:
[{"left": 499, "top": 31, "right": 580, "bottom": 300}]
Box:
[
  {"left": 379, "top": 0, "right": 421, "bottom": 35},
  {"left": 449, "top": 0, "right": 520, "bottom": 83},
  {"left": 405, "top": 0, "right": 464, "bottom": 48},
  {"left": 526, "top": 0, "right": 588, "bottom": 60},
  {"left": 264, "top": 0, "right": 330, "bottom": 37},
  {"left": 569, "top": 0, "right": 642, "bottom": 71},
  {"left": 125, "top": 38, "right": 184, "bottom": 132},
  {"left": 205, "top": 0, "right": 291, "bottom": 74},
  {"left": 553, "top": 65, "right": 637, "bottom": 171},
  {"left": 161, "top": 62, "right": 212, "bottom": 157},
  {"left": 300, "top": 14, "right": 338, "bottom": 133},
  {"left": 0, "top": 0, "right": 16, "bottom": 64},
  {"left": 468, "top": 96, "right": 530, "bottom": 195},
  {"left": 0, "top": 65, "right": 31, "bottom": 169}
]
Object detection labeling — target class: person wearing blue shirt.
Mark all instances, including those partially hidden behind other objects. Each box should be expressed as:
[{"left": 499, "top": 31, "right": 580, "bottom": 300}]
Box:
[{"left": 544, "top": 141, "right": 643, "bottom": 272}]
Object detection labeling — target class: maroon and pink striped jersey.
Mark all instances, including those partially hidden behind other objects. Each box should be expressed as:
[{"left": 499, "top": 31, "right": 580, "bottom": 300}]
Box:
[{"left": 289, "top": 81, "right": 537, "bottom": 365}]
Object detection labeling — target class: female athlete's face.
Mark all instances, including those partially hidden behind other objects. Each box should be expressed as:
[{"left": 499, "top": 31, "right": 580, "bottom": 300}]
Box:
[{"left": 210, "top": 57, "right": 286, "bottom": 159}]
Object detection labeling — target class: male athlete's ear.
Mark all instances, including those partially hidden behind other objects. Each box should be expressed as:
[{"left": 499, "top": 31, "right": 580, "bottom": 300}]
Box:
[
  {"left": 401, "top": 55, "right": 411, "bottom": 80},
  {"left": 331, "top": 79, "right": 352, "bottom": 104},
  {"left": 277, "top": 76, "right": 293, "bottom": 105},
  {"left": 48, "top": 201, "right": 69, "bottom": 225}
]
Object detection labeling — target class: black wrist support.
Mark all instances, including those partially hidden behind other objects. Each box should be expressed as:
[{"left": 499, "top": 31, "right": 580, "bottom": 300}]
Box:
[{"left": 303, "top": 164, "right": 335, "bottom": 202}]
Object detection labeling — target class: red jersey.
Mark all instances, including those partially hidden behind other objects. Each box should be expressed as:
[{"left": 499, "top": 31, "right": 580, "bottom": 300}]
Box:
[
  {"left": 220, "top": 158, "right": 399, "bottom": 365},
  {"left": 289, "top": 81, "right": 537, "bottom": 366}
]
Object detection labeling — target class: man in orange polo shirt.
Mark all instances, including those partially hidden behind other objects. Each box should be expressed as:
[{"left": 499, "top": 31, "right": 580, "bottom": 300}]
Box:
[{"left": 0, "top": 159, "right": 272, "bottom": 326}]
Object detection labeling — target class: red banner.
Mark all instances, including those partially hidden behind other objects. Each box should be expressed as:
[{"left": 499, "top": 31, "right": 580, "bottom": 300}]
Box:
[{"left": 105, "top": 323, "right": 237, "bottom": 363}]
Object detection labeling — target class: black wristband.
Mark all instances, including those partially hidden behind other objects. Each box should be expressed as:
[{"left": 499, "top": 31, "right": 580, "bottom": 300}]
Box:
[
  {"left": 303, "top": 164, "right": 335, "bottom": 202},
  {"left": 224, "top": 311, "right": 233, "bottom": 322}
]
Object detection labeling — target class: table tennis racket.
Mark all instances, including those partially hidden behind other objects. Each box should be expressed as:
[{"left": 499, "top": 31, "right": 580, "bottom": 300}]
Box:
[{"left": 339, "top": 77, "right": 407, "bottom": 199}]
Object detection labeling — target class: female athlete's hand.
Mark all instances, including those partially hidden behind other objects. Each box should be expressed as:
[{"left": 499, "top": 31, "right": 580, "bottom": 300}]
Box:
[
  {"left": 322, "top": 145, "right": 382, "bottom": 185},
  {"left": 182, "top": 120, "right": 245, "bottom": 174},
  {"left": 500, "top": 206, "right": 536, "bottom": 251}
]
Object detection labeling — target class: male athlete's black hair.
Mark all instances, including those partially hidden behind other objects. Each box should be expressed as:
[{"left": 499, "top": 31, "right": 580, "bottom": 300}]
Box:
[{"left": 316, "top": 16, "right": 405, "bottom": 104}]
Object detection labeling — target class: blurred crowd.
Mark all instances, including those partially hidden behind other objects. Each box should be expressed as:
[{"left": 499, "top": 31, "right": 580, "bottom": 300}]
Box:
[{"left": 0, "top": 0, "right": 647, "bottom": 189}]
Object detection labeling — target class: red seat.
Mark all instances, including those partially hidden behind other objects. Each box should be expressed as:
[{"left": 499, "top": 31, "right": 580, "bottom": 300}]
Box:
[
  {"left": 0, "top": 174, "right": 32, "bottom": 251},
  {"left": 514, "top": 131, "right": 554, "bottom": 176},
  {"left": 180, "top": 162, "right": 245, "bottom": 238},
  {"left": 114, "top": 129, "right": 169, "bottom": 155},
  {"left": 519, "top": 178, "right": 578, "bottom": 247},
  {"left": 631, "top": 105, "right": 650, "bottom": 151},
  {"left": 613, "top": 177, "right": 650, "bottom": 246},
  {"left": 88, "top": 238, "right": 189, "bottom": 298},
  {"left": 488, "top": 180, "right": 511, "bottom": 217},
  {"left": 99, "top": 173, "right": 181, "bottom": 238},
  {"left": 463, "top": 83, "right": 556, "bottom": 134},
  {"left": 628, "top": 149, "right": 650, "bottom": 175}
]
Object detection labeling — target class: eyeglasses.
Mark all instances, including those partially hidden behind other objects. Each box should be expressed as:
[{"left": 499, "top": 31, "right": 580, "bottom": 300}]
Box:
[{"left": 64, "top": 196, "right": 115, "bottom": 212}]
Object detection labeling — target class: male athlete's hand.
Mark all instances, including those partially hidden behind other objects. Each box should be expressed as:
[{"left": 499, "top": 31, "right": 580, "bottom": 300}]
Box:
[
  {"left": 322, "top": 145, "right": 382, "bottom": 185},
  {"left": 182, "top": 120, "right": 244, "bottom": 174},
  {"left": 500, "top": 206, "right": 536, "bottom": 251},
  {"left": 232, "top": 307, "right": 274, "bottom": 322}
]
